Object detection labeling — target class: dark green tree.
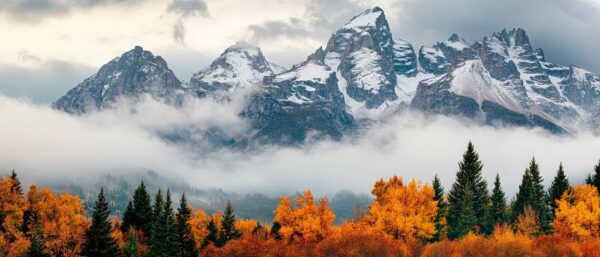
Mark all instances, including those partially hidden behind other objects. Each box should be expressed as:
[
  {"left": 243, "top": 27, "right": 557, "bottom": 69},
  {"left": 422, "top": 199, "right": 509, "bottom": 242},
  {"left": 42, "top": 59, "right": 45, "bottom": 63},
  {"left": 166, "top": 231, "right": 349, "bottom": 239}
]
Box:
[
  {"left": 447, "top": 142, "right": 491, "bottom": 238},
  {"left": 511, "top": 158, "right": 552, "bottom": 235},
  {"left": 82, "top": 188, "right": 120, "bottom": 257},
  {"left": 121, "top": 200, "right": 135, "bottom": 232},
  {"left": 270, "top": 222, "right": 282, "bottom": 240},
  {"left": 201, "top": 219, "right": 219, "bottom": 249},
  {"left": 548, "top": 163, "right": 570, "bottom": 212},
  {"left": 148, "top": 189, "right": 166, "bottom": 257},
  {"left": 10, "top": 170, "right": 23, "bottom": 195},
  {"left": 163, "top": 190, "right": 180, "bottom": 257},
  {"left": 453, "top": 188, "right": 477, "bottom": 238},
  {"left": 431, "top": 174, "right": 448, "bottom": 241},
  {"left": 132, "top": 182, "right": 153, "bottom": 237},
  {"left": 124, "top": 229, "right": 139, "bottom": 257},
  {"left": 177, "top": 194, "right": 198, "bottom": 257},
  {"left": 217, "top": 201, "right": 241, "bottom": 247},
  {"left": 586, "top": 159, "right": 600, "bottom": 193},
  {"left": 490, "top": 174, "right": 508, "bottom": 225},
  {"left": 27, "top": 224, "right": 50, "bottom": 257}
]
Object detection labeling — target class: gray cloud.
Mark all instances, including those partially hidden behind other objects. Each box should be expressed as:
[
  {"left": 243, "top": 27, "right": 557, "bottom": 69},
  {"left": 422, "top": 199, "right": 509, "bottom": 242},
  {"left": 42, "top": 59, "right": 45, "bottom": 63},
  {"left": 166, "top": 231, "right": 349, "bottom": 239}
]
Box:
[
  {"left": 167, "top": 0, "right": 209, "bottom": 44},
  {"left": 0, "top": 59, "right": 94, "bottom": 104},
  {"left": 247, "top": 19, "right": 311, "bottom": 44},
  {"left": 0, "top": 0, "right": 142, "bottom": 22}
]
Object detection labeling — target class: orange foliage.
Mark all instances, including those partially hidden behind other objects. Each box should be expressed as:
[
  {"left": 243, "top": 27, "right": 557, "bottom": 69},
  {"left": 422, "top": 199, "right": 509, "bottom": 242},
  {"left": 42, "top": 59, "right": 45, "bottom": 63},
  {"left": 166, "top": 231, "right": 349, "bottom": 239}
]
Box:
[
  {"left": 364, "top": 176, "right": 437, "bottom": 241},
  {"left": 514, "top": 206, "right": 540, "bottom": 237},
  {"left": 554, "top": 185, "right": 600, "bottom": 239},
  {"left": 0, "top": 174, "right": 29, "bottom": 257},
  {"left": 236, "top": 219, "right": 258, "bottom": 236},
  {"left": 189, "top": 209, "right": 211, "bottom": 248},
  {"left": 274, "top": 190, "right": 335, "bottom": 242}
]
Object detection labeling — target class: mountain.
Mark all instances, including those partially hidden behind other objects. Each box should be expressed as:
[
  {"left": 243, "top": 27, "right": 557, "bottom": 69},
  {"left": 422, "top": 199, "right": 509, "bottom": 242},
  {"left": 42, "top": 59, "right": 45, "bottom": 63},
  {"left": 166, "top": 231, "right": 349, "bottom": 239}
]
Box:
[
  {"left": 190, "top": 41, "right": 285, "bottom": 97},
  {"left": 54, "top": 6, "right": 600, "bottom": 144},
  {"left": 54, "top": 46, "right": 186, "bottom": 114}
]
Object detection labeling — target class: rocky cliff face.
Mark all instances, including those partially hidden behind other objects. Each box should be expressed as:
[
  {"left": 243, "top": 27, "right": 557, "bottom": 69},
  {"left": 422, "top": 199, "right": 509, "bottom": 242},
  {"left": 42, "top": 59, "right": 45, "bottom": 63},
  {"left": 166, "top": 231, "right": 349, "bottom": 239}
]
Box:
[{"left": 54, "top": 46, "right": 186, "bottom": 114}]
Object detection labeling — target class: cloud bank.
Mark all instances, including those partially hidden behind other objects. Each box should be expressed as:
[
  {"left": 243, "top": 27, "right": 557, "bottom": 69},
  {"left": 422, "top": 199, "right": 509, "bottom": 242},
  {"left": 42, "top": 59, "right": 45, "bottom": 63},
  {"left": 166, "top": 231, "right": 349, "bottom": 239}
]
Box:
[{"left": 1, "top": 94, "right": 599, "bottom": 198}]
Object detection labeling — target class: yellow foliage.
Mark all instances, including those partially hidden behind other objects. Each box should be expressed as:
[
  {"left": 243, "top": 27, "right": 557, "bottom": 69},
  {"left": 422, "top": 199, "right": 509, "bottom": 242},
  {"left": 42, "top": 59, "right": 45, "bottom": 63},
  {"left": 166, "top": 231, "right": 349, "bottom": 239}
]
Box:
[
  {"left": 274, "top": 190, "right": 335, "bottom": 242},
  {"left": 514, "top": 206, "right": 540, "bottom": 237},
  {"left": 0, "top": 173, "right": 28, "bottom": 257},
  {"left": 363, "top": 176, "right": 437, "bottom": 241},
  {"left": 236, "top": 219, "right": 259, "bottom": 236},
  {"left": 554, "top": 185, "right": 600, "bottom": 239}
]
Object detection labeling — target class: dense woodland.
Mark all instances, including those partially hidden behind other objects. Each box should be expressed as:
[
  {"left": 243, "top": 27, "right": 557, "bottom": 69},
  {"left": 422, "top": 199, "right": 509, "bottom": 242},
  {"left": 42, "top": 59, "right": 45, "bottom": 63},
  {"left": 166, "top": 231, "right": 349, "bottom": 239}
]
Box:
[{"left": 2, "top": 142, "right": 600, "bottom": 257}]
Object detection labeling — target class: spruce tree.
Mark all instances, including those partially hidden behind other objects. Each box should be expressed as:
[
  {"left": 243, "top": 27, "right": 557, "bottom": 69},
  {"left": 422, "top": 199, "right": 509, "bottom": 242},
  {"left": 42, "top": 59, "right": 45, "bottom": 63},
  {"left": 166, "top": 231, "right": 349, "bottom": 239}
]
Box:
[
  {"left": 270, "top": 222, "right": 282, "bottom": 240},
  {"left": 586, "top": 159, "right": 600, "bottom": 193},
  {"left": 121, "top": 200, "right": 135, "bottom": 232},
  {"left": 201, "top": 219, "right": 219, "bottom": 249},
  {"left": 218, "top": 201, "right": 241, "bottom": 247},
  {"left": 10, "top": 170, "right": 23, "bottom": 195},
  {"left": 163, "top": 190, "right": 180, "bottom": 257},
  {"left": 148, "top": 189, "right": 166, "bottom": 257},
  {"left": 548, "top": 163, "right": 570, "bottom": 211},
  {"left": 132, "top": 182, "right": 153, "bottom": 237},
  {"left": 124, "top": 229, "right": 139, "bottom": 257},
  {"left": 177, "top": 194, "right": 198, "bottom": 257},
  {"left": 512, "top": 158, "right": 552, "bottom": 235},
  {"left": 453, "top": 188, "right": 477, "bottom": 237},
  {"left": 27, "top": 225, "right": 50, "bottom": 257},
  {"left": 490, "top": 174, "right": 508, "bottom": 225},
  {"left": 83, "top": 188, "right": 120, "bottom": 257},
  {"left": 431, "top": 175, "right": 448, "bottom": 241},
  {"left": 447, "top": 142, "right": 491, "bottom": 238}
]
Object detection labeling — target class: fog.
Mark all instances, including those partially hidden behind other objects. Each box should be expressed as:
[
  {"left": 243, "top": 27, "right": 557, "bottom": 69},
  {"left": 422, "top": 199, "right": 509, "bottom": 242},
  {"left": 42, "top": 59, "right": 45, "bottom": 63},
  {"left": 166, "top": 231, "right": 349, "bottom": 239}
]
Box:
[{"left": 1, "top": 94, "right": 599, "bottom": 198}]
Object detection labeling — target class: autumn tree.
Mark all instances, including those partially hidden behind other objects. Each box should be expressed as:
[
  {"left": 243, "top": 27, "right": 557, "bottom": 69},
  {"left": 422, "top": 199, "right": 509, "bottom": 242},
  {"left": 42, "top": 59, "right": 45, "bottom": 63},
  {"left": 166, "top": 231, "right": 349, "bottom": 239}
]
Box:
[
  {"left": 490, "top": 174, "right": 508, "bottom": 225},
  {"left": 447, "top": 142, "right": 491, "bottom": 238},
  {"left": 177, "top": 194, "right": 198, "bottom": 257},
  {"left": 0, "top": 172, "right": 28, "bottom": 257},
  {"left": 27, "top": 225, "right": 50, "bottom": 257},
  {"left": 364, "top": 176, "right": 437, "bottom": 241},
  {"left": 274, "top": 190, "right": 335, "bottom": 242},
  {"left": 553, "top": 185, "right": 600, "bottom": 239},
  {"left": 431, "top": 175, "right": 447, "bottom": 241},
  {"left": 548, "top": 163, "right": 570, "bottom": 212},
  {"left": 83, "top": 188, "right": 120, "bottom": 257}
]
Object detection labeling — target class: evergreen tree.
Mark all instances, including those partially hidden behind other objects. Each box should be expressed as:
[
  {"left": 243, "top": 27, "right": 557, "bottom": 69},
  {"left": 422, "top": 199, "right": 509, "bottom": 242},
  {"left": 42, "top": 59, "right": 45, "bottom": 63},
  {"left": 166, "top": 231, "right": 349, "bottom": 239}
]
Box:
[
  {"left": 270, "top": 222, "right": 282, "bottom": 240},
  {"left": 148, "top": 189, "right": 166, "bottom": 257},
  {"left": 121, "top": 200, "right": 136, "bottom": 232},
  {"left": 490, "top": 174, "right": 508, "bottom": 225},
  {"left": 10, "top": 170, "right": 22, "bottom": 195},
  {"left": 586, "top": 159, "right": 600, "bottom": 193},
  {"left": 177, "top": 194, "right": 198, "bottom": 257},
  {"left": 201, "top": 219, "right": 219, "bottom": 249},
  {"left": 132, "top": 182, "right": 153, "bottom": 237},
  {"left": 447, "top": 142, "right": 491, "bottom": 238},
  {"left": 124, "top": 229, "right": 139, "bottom": 257},
  {"left": 217, "top": 201, "right": 241, "bottom": 247},
  {"left": 82, "top": 188, "right": 120, "bottom": 257},
  {"left": 453, "top": 188, "right": 477, "bottom": 237},
  {"left": 27, "top": 225, "right": 50, "bottom": 257},
  {"left": 431, "top": 174, "right": 448, "bottom": 241},
  {"left": 511, "top": 158, "right": 552, "bottom": 235},
  {"left": 162, "top": 190, "right": 180, "bottom": 257},
  {"left": 548, "top": 163, "right": 570, "bottom": 211}
]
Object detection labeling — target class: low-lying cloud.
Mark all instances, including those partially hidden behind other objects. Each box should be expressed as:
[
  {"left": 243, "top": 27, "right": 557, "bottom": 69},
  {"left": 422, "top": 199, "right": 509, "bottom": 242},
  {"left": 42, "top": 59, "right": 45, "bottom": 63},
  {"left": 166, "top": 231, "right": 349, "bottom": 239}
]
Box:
[{"left": 1, "top": 94, "right": 599, "bottom": 199}]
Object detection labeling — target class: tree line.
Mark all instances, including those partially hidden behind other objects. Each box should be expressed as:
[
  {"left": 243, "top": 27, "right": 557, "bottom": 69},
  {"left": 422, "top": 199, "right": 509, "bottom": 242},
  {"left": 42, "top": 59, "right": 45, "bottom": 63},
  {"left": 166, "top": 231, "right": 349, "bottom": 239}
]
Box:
[{"left": 1, "top": 141, "right": 600, "bottom": 257}]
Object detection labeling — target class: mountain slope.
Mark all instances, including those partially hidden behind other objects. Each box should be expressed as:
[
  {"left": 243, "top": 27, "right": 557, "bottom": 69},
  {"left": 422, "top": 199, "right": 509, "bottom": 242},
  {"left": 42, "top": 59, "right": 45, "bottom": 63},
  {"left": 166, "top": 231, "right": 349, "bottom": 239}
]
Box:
[{"left": 54, "top": 46, "right": 186, "bottom": 114}]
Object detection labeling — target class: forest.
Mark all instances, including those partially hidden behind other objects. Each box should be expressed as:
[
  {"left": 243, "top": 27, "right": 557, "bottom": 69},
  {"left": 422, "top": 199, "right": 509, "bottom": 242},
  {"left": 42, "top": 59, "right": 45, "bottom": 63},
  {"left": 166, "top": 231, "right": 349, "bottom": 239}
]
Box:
[{"left": 2, "top": 142, "right": 600, "bottom": 257}]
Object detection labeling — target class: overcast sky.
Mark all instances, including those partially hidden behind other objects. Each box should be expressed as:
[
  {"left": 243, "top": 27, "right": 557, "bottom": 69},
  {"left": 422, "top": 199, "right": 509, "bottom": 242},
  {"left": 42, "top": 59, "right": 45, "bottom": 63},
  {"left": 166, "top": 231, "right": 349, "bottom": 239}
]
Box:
[{"left": 1, "top": 0, "right": 600, "bottom": 103}]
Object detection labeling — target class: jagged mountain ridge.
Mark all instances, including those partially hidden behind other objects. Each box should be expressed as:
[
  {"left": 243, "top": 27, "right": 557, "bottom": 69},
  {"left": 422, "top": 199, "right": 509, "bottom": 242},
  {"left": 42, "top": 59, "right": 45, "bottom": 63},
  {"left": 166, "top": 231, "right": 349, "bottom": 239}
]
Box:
[{"left": 54, "top": 6, "right": 600, "bottom": 144}]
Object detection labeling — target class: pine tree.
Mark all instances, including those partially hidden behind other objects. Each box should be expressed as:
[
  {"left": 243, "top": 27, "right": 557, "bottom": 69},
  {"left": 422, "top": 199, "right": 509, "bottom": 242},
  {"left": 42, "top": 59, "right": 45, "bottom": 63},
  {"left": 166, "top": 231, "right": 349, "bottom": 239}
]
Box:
[
  {"left": 490, "top": 174, "right": 508, "bottom": 225},
  {"left": 121, "top": 200, "right": 135, "bottom": 232},
  {"left": 177, "top": 194, "right": 198, "bottom": 257},
  {"left": 217, "top": 201, "right": 241, "bottom": 247},
  {"left": 10, "top": 170, "right": 22, "bottom": 195},
  {"left": 453, "top": 188, "right": 477, "bottom": 237},
  {"left": 124, "top": 229, "right": 139, "bottom": 257},
  {"left": 586, "top": 159, "right": 600, "bottom": 193},
  {"left": 163, "top": 190, "right": 180, "bottom": 257},
  {"left": 270, "top": 222, "right": 282, "bottom": 240},
  {"left": 201, "top": 219, "right": 219, "bottom": 249},
  {"left": 431, "top": 175, "right": 448, "bottom": 241},
  {"left": 447, "top": 142, "right": 491, "bottom": 238},
  {"left": 148, "top": 189, "right": 165, "bottom": 257},
  {"left": 548, "top": 163, "right": 570, "bottom": 211},
  {"left": 83, "top": 188, "right": 120, "bottom": 257},
  {"left": 132, "top": 182, "right": 153, "bottom": 238},
  {"left": 512, "top": 158, "right": 552, "bottom": 235},
  {"left": 27, "top": 225, "right": 50, "bottom": 257}
]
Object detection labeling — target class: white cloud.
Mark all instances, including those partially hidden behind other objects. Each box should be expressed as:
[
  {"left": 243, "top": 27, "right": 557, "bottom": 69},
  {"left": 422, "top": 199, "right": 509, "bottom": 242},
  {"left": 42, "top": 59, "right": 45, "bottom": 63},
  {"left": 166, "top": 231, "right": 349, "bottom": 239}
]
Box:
[{"left": 1, "top": 95, "right": 598, "bottom": 199}]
